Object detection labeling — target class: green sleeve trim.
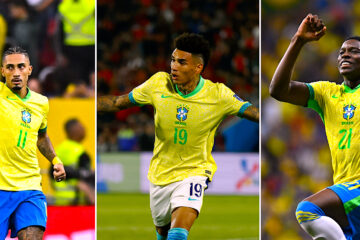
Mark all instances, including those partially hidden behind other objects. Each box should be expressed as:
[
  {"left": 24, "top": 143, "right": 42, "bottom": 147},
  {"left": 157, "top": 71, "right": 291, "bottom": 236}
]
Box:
[
  {"left": 175, "top": 75, "right": 204, "bottom": 98},
  {"left": 237, "top": 102, "right": 252, "bottom": 117},
  {"left": 344, "top": 195, "right": 360, "bottom": 214},
  {"left": 128, "top": 91, "right": 143, "bottom": 106},
  {"left": 306, "top": 83, "right": 315, "bottom": 100},
  {"left": 38, "top": 126, "right": 47, "bottom": 133},
  {"left": 306, "top": 83, "right": 324, "bottom": 122}
]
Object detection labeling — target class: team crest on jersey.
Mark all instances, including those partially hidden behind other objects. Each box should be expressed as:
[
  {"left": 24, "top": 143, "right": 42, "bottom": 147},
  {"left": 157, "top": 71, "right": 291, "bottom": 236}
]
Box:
[
  {"left": 176, "top": 105, "right": 189, "bottom": 122},
  {"left": 21, "top": 110, "right": 31, "bottom": 123},
  {"left": 343, "top": 104, "right": 356, "bottom": 120}
]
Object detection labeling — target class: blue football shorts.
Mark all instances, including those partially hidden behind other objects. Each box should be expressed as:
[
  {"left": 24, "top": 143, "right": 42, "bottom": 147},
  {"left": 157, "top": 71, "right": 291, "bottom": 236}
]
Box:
[
  {"left": 328, "top": 180, "right": 360, "bottom": 240},
  {"left": 0, "top": 190, "right": 47, "bottom": 239}
]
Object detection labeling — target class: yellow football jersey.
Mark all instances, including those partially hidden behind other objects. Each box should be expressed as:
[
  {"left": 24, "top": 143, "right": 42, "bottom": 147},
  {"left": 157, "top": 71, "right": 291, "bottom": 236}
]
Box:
[
  {"left": 0, "top": 82, "right": 48, "bottom": 191},
  {"left": 307, "top": 81, "right": 360, "bottom": 184},
  {"left": 130, "top": 72, "right": 252, "bottom": 185}
]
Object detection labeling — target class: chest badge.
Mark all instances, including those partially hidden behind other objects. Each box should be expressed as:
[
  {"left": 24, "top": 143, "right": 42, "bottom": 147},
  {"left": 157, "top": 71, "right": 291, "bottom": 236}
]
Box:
[
  {"left": 176, "top": 105, "right": 189, "bottom": 122},
  {"left": 21, "top": 110, "right": 32, "bottom": 123},
  {"left": 343, "top": 104, "right": 356, "bottom": 120}
]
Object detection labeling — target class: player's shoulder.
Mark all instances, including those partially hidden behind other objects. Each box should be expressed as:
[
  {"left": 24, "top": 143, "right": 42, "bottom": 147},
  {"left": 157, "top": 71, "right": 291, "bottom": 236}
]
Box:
[
  {"left": 308, "top": 80, "right": 341, "bottom": 94},
  {"left": 0, "top": 81, "right": 4, "bottom": 91},
  {"left": 202, "top": 78, "right": 232, "bottom": 94},
  {"left": 29, "top": 90, "right": 49, "bottom": 105},
  {"left": 149, "top": 71, "right": 171, "bottom": 81},
  {"left": 309, "top": 81, "right": 341, "bottom": 88}
]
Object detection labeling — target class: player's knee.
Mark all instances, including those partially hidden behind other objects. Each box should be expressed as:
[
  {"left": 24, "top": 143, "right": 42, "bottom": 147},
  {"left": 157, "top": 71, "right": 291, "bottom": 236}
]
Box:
[
  {"left": 167, "top": 228, "right": 189, "bottom": 240},
  {"left": 295, "top": 201, "right": 325, "bottom": 225},
  {"left": 17, "top": 226, "right": 44, "bottom": 240}
]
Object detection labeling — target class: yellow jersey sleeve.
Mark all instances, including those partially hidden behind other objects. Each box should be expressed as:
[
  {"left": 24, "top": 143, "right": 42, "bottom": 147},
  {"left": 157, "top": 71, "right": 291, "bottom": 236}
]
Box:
[
  {"left": 129, "top": 72, "right": 169, "bottom": 106},
  {"left": 218, "top": 83, "right": 252, "bottom": 117},
  {"left": 306, "top": 81, "right": 330, "bottom": 121},
  {"left": 39, "top": 97, "right": 49, "bottom": 132}
]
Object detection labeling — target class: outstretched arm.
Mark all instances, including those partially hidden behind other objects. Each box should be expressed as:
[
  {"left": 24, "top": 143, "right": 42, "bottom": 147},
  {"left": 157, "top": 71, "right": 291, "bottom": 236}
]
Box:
[
  {"left": 97, "top": 94, "right": 136, "bottom": 112},
  {"left": 269, "top": 13, "right": 326, "bottom": 106},
  {"left": 242, "top": 105, "right": 259, "bottom": 122},
  {"left": 37, "top": 131, "right": 66, "bottom": 182}
]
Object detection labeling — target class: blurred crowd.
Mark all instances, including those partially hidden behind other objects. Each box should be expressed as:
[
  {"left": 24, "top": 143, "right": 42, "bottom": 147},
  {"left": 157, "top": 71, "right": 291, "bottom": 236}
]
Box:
[
  {"left": 0, "top": 0, "right": 95, "bottom": 98},
  {"left": 97, "top": 0, "right": 259, "bottom": 152},
  {"left": 261, "top": 0, "right": 359, "bottom": 239}
]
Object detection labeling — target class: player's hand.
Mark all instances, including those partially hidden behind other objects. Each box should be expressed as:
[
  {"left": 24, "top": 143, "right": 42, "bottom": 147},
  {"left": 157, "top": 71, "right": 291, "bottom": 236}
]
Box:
[
  {"left": 53, "top": 163, "right": 66, "bottom": 182},
  {"left": 295, "top": 14, "right": 326, "bottom": 43}
]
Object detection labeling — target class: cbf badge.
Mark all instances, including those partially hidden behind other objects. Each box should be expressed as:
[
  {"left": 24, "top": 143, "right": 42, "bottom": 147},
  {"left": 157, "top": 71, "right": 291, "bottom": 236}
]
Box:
[
  {"left": 343, "top": 104, "right": 356, "bottom": 120},
  {"left": 176, "top": 105, "right": 189, "bottom": 122},
  {"left": 21, "top": 110, "right": 31, "bottom": 123}
]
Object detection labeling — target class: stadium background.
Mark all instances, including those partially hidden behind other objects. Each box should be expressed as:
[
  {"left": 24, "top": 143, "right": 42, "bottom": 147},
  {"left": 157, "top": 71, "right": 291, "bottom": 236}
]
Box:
[
  {"left": 261, "top": 0, "right": 360, "bottom": 239},
  {"left": 97, "top": 0, "right": 259, "bottom": 239},
  {"left": 0, "top": 0, "right": 95, "bottom": 239}
]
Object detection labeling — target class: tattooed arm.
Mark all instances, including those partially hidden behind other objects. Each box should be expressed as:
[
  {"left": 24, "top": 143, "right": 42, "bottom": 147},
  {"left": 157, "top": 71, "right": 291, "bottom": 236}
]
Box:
[
  {"left": 37, "top": 131, "right": 66, "bottom": 181},
  {"left": 97, "top": 94, "right": 136, "bottom": 112},
  {"left": 242, "top": 105, "right": 259, "bottom": 122}
]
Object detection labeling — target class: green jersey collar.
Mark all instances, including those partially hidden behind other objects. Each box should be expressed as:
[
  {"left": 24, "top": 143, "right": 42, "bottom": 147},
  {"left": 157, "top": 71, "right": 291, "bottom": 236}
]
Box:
[
  {"left": 343, "top": 82, "right": 360, "bottom": 93},
  {"left": 4, "top": 83, "right": 31, "bottom": 101},
  {"left": 175, "top": 75, "right": 204, "bottom": 98}
]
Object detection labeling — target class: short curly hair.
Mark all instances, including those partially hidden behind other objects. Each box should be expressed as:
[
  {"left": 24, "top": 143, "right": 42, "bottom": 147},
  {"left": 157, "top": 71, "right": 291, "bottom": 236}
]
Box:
[
  {"left": 2, "top": 46, "right": 29, "bottom": 65},
  {"left": 174, "top": 33, "right": 210, "bottom": 72},
  {"left": 345, "top": 36, "right": 360, "bottom": 42}
]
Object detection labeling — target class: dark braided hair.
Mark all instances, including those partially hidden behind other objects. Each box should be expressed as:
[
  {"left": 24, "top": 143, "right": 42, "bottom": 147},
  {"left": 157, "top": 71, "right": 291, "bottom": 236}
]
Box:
[{"left": 2, "top": 46, "right": 29, "bottom": 65}]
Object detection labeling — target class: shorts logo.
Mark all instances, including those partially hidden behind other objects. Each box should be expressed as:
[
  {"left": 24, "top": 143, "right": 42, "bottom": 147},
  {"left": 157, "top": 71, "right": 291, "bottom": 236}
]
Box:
[
  {"left": 233, "top": 94, "right": 244, "bottom": 102},
  {"left": 176, "top": 105, "right": 189, "bottom": 122},
  {"left": 343, "top": 104, "right": 356, "bottom": 120},
  {"left": 188, "top": 197, "right": 199, "bottom": 201},
  {"left": 21, "top": 110, "right": 31, "bottom": 123}
]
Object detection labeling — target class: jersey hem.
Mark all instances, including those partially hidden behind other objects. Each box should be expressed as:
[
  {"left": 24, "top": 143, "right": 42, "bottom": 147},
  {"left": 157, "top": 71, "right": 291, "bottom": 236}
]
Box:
[{"left": 149, "top": 173, "right": 211, "bottom": 186}]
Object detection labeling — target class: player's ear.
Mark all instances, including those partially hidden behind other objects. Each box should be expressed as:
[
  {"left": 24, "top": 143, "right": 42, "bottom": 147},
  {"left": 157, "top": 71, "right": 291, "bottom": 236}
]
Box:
[
  {"left": 195, "top": 63, "right": 203, "bottom": 74},
  {"left": 28, "top": 65, "right": 33, "bottom": 76}
]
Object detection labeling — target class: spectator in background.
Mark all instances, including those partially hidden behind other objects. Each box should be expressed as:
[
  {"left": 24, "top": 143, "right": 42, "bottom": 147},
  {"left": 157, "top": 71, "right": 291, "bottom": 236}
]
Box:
[
  {"left": 0, "top": 0, "right": 95, "bottom": 97},
  {"left": 28, "top": 77, "right": 42, "bottom": 93},
  {"left": 50, "top": 118, "right": 95, "bottom": 205},
  {"left": 8, "top": 0, "right": 40, "bottom": 74},
  {"left": 54, "top": 0, "right": 95, "bottom": 86}
]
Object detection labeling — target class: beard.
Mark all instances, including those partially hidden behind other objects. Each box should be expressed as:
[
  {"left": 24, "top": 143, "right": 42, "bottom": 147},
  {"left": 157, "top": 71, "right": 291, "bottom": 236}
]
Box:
[{"left": 12, "top": 86, "right": 22, "bottom": 91}]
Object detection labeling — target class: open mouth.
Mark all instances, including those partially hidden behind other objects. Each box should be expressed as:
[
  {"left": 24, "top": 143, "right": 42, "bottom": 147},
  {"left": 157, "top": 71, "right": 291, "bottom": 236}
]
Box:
[
  {"left": 12, "top": 78, "right": 22, "bottom": 84},
  {"left": 171, "top": 73, "right": 178, "bottom": 81},
  {"left": 340, "top": 61, "right": 352, "bottom": 67}
]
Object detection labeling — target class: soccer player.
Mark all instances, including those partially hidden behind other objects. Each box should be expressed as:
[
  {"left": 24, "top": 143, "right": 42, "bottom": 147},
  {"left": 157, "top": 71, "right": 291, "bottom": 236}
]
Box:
[
  {"left": 0, "top": 47, "right": 66, "bottom": 240},
  {"left": 270, "top": 14, "right": 360, "bottom": 240},
  {"left": 98, "top": 33, "right": 259, "bottom": 240}
]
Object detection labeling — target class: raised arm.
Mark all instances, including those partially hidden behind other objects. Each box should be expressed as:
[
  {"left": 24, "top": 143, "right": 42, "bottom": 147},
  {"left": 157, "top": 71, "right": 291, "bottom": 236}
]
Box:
[
  {"left": 243, "top": 105, "right": 259, "bottom": 122},
  {"left": 269, "top": 14, "right": 326, "bottom": 106},
  {"left": 37, "top": 131, "right": 66, "bottom": 182},
  {"left": 97, "top": 94, "right": 136, "bottom": 112}
]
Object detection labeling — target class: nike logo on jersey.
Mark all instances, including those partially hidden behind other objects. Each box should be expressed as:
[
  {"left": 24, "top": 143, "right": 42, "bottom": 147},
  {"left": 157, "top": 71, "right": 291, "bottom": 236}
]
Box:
[
  {"left": 331, "top": 95, "right": 339, "bottom": 99},
  {"left": 188, "top": 197, "right": 199, "bottom": 201},
  {"left": 6, "top": 96, "right": 17, "bottom": 100},
  {"left": 161, "top": 94, "right": 173, "bottom": 98}
]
